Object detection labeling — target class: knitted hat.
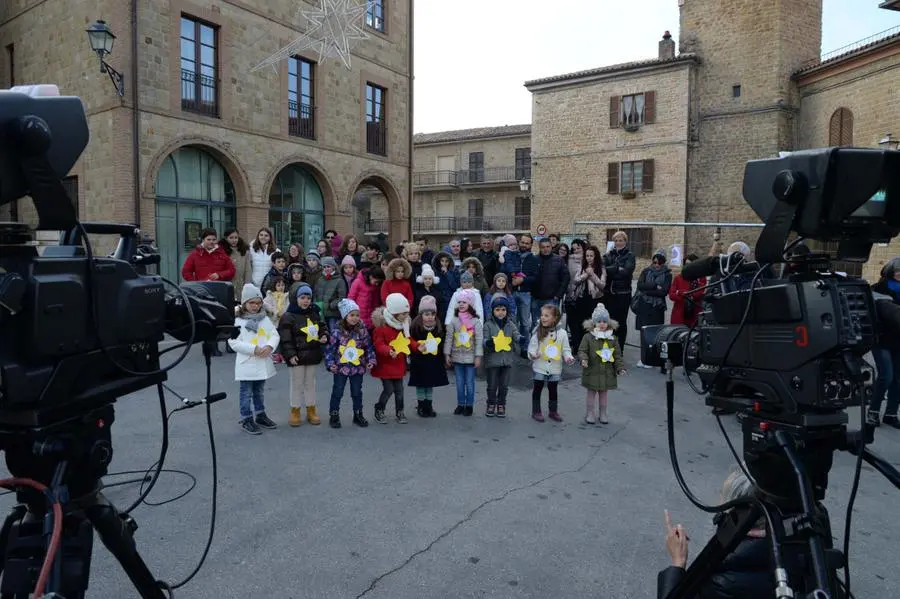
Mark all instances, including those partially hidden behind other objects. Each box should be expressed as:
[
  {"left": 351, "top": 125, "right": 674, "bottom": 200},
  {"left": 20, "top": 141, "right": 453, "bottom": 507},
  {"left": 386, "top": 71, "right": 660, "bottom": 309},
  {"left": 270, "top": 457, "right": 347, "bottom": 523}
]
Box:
[
  {"left": 652, "top": 249, "right": 667, "bottom": 263},
  {"left": 493, "top": 272, "right": 508, "bottom": 285},
  {"left": 341, "top": 254, "right": 356, "bottom": 268},
  {"left": 241, "top": 283, "right": 263, "bottom": 304},
  {"left": 385, "top": 292, "right": 410, "bottom": 315},
  {"left": 592, "top": 303, "right": 610, "bottom": 323},
  {"left": 502, "top": 234, "right": 518, "bottom": 247},
  {"left": 491, "top": 295, "right": 510, "bottom": 310},
  {"left": 321, "top": 256, "right": 337, "bottom": 269},
  {"left": 420, "top": 264, "right": 436, "bottom": 279},
  {"left": 296, "top": 284, "right": 313, "bottom": 298},
  {"left": 460, "top": 271, "right": 474, "bottom": 284},
  {"left": 418, "top": 294, "right": 437, "bottom": 314},
  {"left": 288, "top": 262, "right": 304, "bottom": 274},
  {"left": 306, "top": 251, "right": 320, "bottom": 262},
  {"left": 338, "top": 298, "right": 360, "bottom": 319},
  {"left": 457, "top": 289, "right": 477, "bottom": 308}
]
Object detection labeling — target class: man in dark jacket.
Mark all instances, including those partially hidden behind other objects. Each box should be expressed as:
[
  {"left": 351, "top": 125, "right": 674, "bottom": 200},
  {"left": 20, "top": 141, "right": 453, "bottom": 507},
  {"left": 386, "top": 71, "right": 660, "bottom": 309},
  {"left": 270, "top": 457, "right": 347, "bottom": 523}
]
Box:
[
  {"left": 530, "top": 238, "right": 570, "bottom": 325},
  {"left": 603, "top": 231, "right": 636, "bottom": 358},
  {"left": 510, "top": 234, "right": 540, "bottom": 351},
  {"left": 474, "top": 235, "right": 497, "bottom": 272}
]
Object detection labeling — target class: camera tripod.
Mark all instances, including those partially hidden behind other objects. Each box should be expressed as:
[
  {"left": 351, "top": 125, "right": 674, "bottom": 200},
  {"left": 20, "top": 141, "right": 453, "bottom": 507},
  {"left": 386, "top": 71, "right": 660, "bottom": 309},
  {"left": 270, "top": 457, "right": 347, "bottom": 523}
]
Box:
[{"left": 0, "top": 404, "right": 170, "bottom": 598}]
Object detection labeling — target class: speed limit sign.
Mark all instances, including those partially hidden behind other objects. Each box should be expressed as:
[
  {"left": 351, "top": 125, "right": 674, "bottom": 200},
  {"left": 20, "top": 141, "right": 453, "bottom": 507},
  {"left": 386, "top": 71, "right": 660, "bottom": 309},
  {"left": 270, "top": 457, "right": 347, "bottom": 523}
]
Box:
[{"left": 536, "top": 224, "right": 547, "bottom": 236}]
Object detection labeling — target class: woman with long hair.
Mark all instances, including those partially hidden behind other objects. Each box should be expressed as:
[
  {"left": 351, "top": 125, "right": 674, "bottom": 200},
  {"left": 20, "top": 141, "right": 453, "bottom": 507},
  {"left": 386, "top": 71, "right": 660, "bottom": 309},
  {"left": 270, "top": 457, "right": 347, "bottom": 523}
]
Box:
[
  {"left": 250, "top": 227, "right": 277, "bottom": 288},
  {"left": 286, "top": 242, "right": 305, "bottom": 266},
  {"left": 220, "top": 229, "right": 251, "bottom": 302},
  {"left": 316, "top": 238, "right": 331, "bottom": 259},
  {"left": 568, "top": 245, "right": 606, "bottom": 351},
  {"left": 339, "top": 234, "right": 363, "bottom": 268}
]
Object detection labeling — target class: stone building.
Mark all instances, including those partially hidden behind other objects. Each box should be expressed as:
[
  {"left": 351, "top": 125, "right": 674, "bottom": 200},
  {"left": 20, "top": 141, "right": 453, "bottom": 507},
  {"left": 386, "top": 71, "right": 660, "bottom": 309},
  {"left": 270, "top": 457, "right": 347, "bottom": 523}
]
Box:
[
  {"left": 397, "top": 125, "right": 532, "bottom": 249},
  {"left": 0, "top": 0, "right": 413, "bottom": 282},
  {"left": 525, "top": 0, "right": 900, "bottom": 280}
]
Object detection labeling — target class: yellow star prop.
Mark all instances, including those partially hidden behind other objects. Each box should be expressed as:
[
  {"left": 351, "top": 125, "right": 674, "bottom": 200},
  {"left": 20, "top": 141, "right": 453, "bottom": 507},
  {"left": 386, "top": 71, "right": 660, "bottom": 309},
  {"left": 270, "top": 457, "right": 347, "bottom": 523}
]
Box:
[
  {"left": 300, "top": 318, "right": 320, "bottom": 342},
  {"left": 339, "top": 339, "right": 363, "bottom": 365},
  {"left": 492, "top": 329, "right": 513, "bottom": 352},
  {"left": 418, "top": 332, "right": 441, "bottom": 355},
  {"left": 249, "top": 325, "right": 270, "bottom": 347},
  {"left": 597, "top": 341, "right": 615, "bottom": 363},
  {"left": 542, "top": 338, "right": 562, "bottom": 361},
  {"left": 454, "top": 327, "right": 473, "bottom": 348},
  {"left": 389, "top": 332, "right": 412, "bottom": 355}
]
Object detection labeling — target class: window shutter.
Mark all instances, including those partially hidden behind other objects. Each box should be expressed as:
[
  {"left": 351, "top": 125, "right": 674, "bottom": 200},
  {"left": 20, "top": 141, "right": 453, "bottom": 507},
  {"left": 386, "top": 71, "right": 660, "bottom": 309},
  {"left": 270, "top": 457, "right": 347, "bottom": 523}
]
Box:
[
  {"left": 642, "top": 159, "right": 655, "bottom": 192},
  {"left": 607, "top": 162, "right": 620, "bottom": 194},
  {"left": 829, "top": 108, "right": 854, "bottom": 146},
  {"left": 609, "top": 96, "right": 620, "bottom": 128},
  {"left": 644, "top": 90, "right": 656, "bottom": 124}
]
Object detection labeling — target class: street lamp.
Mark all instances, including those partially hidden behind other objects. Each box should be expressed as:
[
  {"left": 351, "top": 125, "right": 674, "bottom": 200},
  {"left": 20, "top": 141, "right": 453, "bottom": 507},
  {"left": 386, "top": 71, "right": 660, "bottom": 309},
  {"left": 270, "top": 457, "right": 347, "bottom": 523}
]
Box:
[
  {"left": 86, "top": 20, "right": 125, "bottom": 97},
  {"left": 519, "top": 179, "right": 530, "bottom": 193},
  {"left": 879, "top": 133, "right": 900, "bottom": 151}
]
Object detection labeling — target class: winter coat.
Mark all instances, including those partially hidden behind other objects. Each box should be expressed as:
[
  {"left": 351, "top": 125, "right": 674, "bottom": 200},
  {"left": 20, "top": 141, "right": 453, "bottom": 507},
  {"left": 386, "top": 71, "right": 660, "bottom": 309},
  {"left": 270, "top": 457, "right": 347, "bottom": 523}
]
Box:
[
  {"left": 635, "top": 265, "right": 672, "bottom": 314},
  {"left": 330, "top": 234, "right": 343, "bottom": 258},
  {"left": 528, "top": 325, "right": 573, "bottom": 377},
  {"left": 475, "top": 249, "right": 497, "bottom": 272},
  {"left": 261, "top": 267, "right": 289, "bottom": 293},
  {"left": 461, "top": 257, "right": 489, "bottom": 295},
  {"left": 421, "top": 248, "right": 435, "bottom": 267},
  {"left": 278, "top": 306, "right": 326, "bottom": 366},
  {"left": 407, "top": 260, "right": 424, "bottom": 284},
  {"left": 228, "top": 315, "right": 280, "bottom": 381},
  {"left": 315, "top": 272, "right": 347, "bottom": 319},
  {"left": 569, "top": 263, "right": 606, "bottom": 302},
  {"left": 380, "top": 258, "right": 415, "bottom": 307},
  {"left": 482, "top": 290, "right": 517, "bottom": 321},
  {"left": 516, "top": 251, "right": 540, "bottom": 294},
  {"left": 303, "top": 264, "right": 322, "bottom": 288},
  {"left": 444, "top": 288, "right": 484, "bottom": 326},
  {"left": 577, "top": 325, "right": 622, "bottom": 391},
  {"left": 348, "top": 270, "right": 382, "bottom": 329},
  {"left": 226, "top": 250, "right": 252, "bottom": 302},
  {"left": 370, "top": 307, "right": 409, "bottom": 379},
  {"left": 482, "top": 316, "right": 520, "bottom": 368},
  {"left": 264, "top": 291, "right": 290, "bottom": 321},
  {"left": 444, "top": 316, "right": 484, "bottom": 364},
  {"left": 360, "top": 252, "right": 381, "bottom": 270},
  {"left": 495, "top": 246, "right": 522, "bottom": 280},
  {"left": 603, "top": 248, "right": 636, "bottom": 295},
  {"left": 413, "top": 283, "right": 442, "bottom": 319},
  {"left": 669, "top": 274, "right": 706, "bottom": 326},
  {"left": 432, "top": 251, "right": 459, "bottom": 313},
  {"left": 873, "top": 279, "right": 900, "bottom": 351},
  {"left": 181, "top": 245, "right": 236, "bottom": 282},
  {"left": 325, "top": 320, "right": 376, "bottom": 376},
  {"left": 408, "top": 320, "right": 449, "bottom": 388},
  {"left": 533, "top": 253, "right": 570, "bottom": 301},
  {"left": 249, "top": 247, "right": 274, "bottom": 288}
]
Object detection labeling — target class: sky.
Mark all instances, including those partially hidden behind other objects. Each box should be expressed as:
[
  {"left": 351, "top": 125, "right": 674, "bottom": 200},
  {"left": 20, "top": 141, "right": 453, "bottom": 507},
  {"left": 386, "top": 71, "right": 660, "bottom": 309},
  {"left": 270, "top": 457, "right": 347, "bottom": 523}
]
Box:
[{"left": 412, "top": 0, "right": 900, "bottom": 134}]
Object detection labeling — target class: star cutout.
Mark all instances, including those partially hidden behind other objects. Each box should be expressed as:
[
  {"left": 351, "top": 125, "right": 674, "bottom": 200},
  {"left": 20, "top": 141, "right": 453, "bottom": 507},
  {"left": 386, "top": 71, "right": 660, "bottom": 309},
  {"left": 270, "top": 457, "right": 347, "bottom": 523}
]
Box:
[
  {"left": 339, "top": 339, "right": 363, "bottom": 365},
  {"left": 492, "top": 329, "right": 513, "bottom": 352},
  {"left": 252, "top": 0, "right": 370, "bottom": 72},
  {"left": 418, "top": 332, "right": 441, "bottom": 355},
  {"left": 454, "top": 327, "right": 473, "bottom": 348},
  {"left": 300, "top": 318, "right": 320, "bottom": 342},
  {"left": 597, "top": 341, "right": 615, "bottom": 363},
  {"left": 542, "top": 338, "right": 562, "bottom": 361},
  {"left": 389, "top": 332, "right": 412, "bottom": 355},
  {"left": 249, "top": 325, "right": 270, "bottom": 347}
]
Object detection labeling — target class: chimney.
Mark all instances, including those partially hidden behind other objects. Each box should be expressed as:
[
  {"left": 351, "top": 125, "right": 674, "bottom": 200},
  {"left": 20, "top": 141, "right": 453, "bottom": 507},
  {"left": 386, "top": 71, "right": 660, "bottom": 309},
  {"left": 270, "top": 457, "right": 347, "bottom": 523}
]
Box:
[{"left": 659, "top": 31, "right": 676, "bottom": 60}]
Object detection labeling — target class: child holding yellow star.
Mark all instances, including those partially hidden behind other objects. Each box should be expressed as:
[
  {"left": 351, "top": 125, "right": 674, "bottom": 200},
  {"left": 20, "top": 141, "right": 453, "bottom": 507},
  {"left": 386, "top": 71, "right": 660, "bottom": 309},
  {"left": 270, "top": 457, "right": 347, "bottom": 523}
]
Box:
[
  {"left": 444, "top": 289, "right": 483, "bottom": 416},
  {"left": 408, "top": 295, "right": 448, "bottom": 417},
  {"left": 482, "top": 296, "right": 519, "bottom": 418},
  {"left": 577, "top": 303, "right": 627, "bottom": 424},
  {"left": 528, "top": 303, "right": 575, "bottom": 422},
  {"left": 325, "top": 298, "right": 375, "bottom": 429},
  {"left": 371, "top": 293, "right": 412, "bottom": 424},
  {"left": 278, "top": 285, "right": 328, "bottom": 427},
  {"left": 229, "top": 284, "right": 281, "bottom": 435}
]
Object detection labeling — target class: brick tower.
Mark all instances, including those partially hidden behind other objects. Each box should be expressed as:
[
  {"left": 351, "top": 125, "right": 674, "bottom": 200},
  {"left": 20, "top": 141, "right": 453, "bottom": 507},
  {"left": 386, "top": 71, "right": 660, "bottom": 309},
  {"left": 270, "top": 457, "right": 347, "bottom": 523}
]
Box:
[{"left": 679, "top": 0, "right": 823, "bottom": 255}]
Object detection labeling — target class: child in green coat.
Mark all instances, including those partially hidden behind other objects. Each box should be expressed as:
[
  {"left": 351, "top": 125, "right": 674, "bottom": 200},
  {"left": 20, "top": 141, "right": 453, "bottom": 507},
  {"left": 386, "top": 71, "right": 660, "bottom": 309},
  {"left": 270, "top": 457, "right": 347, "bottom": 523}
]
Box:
[{"left": 577, "top": 303, "right": 626, "bottom": 424}]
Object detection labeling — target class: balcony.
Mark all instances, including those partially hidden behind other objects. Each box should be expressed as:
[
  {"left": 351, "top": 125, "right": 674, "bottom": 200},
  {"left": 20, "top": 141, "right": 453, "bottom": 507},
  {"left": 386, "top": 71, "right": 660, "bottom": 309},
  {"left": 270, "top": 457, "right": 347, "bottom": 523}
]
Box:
[
  {"left": 289, "top": 101, "right": 316, "bottom": 140},
  {"left": 180, "top": 69, "right": 219, "bottom": 118},
  {"left": 364, "top": 218, "right": 391, "bottom": 234},
  {"left": 413, "top": 166, "right": 527, "bottom": 189},
  {"left": 412, "top": 171, "right": 459, "bottom": 187},
  {"left": 366, "top": 121, "right": 387, "bottom": 156},
  {"left": 363, "top": 216, "right": 531, "bottom": 236}
]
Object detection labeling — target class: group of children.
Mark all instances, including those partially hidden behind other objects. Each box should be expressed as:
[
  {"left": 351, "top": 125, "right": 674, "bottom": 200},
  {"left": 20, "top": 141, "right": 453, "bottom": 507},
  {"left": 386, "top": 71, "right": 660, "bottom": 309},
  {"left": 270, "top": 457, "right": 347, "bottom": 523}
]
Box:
[{"left": 228, "top": 249, "right": 627, "bottom": 435}]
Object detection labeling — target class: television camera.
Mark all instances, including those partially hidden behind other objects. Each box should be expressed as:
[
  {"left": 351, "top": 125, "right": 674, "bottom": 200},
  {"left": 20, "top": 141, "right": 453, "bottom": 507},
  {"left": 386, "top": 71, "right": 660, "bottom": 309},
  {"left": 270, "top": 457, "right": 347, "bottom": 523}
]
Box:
[
  {"left": 0, "top": 85, "right": 234, "bottom": 597},
  {"left": 641, "top": 148, "right": 900, "bottom": 599}
]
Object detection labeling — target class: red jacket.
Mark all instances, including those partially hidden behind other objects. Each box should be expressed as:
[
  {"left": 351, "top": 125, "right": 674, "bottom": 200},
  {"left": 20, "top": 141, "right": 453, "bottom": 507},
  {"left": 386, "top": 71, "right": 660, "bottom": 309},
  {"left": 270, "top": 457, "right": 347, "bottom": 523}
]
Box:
[
  {"left": 349, "top": 271, "right": 381, "bottom": 329},
  {"left": 668, "top": 274, "right": 706, "bottom": 326},
  {"left": 371, "top": 325, "right": 408, "bottom": 379},
  {"left": 380, "top": 277, "right": 414, "bottom": 309},
  {"left": 181, "top": 245, "right": 235, "bottom": 282}
]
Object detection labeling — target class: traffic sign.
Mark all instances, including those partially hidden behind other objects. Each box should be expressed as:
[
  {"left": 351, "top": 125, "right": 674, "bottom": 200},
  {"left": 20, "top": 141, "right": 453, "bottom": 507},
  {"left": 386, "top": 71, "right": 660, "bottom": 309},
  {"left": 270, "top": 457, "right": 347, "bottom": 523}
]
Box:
[{"left": 536, "top": 224, "right": 547, "bottom": 236}]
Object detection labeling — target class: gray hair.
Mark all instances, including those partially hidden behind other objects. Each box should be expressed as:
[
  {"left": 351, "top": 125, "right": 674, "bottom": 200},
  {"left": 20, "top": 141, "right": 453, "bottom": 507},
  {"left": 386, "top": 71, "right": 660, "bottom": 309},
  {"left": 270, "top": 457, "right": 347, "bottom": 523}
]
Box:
[
  {"left": 722, "top": 468, "right": 766, "bottom": 528},
  {"left": 727, "top": 241, "right": 752, "bottom": 258}
]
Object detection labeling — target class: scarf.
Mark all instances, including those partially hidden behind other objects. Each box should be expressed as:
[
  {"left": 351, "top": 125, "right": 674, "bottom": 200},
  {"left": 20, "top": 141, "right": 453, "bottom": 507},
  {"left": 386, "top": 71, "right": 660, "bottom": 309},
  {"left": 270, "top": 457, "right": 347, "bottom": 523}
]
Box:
[
  {"left": 383, "top": 309, "right": 410, "bottom": 337},
  {"left": 242, "top": 310, "right": 266, "bottom": 333},
  {"left": 458, "top": 310, "right": 474, "bottom": 331},
  {"left": 287, "top": 301, "right": 317, "bottom": 316},
  {"left": 494, "top": 315, "right": 507, "bottom": 330},
  {"left": 591, "top": 328, "right": 614, "bottom": 340}
]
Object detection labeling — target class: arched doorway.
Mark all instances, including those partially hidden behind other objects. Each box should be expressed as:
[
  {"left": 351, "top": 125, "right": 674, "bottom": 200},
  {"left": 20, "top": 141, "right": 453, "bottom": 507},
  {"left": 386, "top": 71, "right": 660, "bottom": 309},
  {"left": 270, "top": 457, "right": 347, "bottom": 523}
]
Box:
[
  {"left": 155, "top": 146, "right": 236, "bottom": 282},
  {"left": 268, "top": 164, "right": 325, "bottom": 248},
  {"left": 350, "top": 174, "right": 404, "bottom": 244}
]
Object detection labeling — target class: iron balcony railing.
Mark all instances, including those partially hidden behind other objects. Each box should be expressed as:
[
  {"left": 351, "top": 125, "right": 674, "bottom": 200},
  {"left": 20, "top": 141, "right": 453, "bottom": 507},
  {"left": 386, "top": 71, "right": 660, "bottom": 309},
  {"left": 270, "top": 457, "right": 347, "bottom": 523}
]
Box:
[
  {"left": 411, "top": 217, "right": 457, "bottom": 231},
  {"left": 289, "top": 101, "right": 316, "bottom": 140},
  {"left": 366, "top": 120, "right": 387, "bottom": 156},
  {"left": 413, "top": 166, "right": 527, "bottom": 187},
  {"left": 364, "top": 218, "right": 391, "bottom": 233},
  {"left": 456, "top": 215, "right": 531, "bottom": 232},
  {"left": 412, "top": 171, "right": 459, "bottom": 186},
  {"left": 180, "top": 69, "right": 219, "bottom": 118}
]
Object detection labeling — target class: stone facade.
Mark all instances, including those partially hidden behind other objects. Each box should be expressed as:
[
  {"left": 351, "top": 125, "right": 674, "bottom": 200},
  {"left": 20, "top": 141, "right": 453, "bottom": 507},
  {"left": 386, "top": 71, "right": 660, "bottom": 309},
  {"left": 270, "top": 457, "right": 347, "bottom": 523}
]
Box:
[{"left": 0, "top": 0, "right": 412, "bottom": 276}]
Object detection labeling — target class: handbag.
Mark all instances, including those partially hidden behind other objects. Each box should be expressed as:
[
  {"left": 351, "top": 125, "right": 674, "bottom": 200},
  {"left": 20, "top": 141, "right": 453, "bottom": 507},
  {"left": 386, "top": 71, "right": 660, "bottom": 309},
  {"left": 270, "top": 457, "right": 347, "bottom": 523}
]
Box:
[{"left": 630, "top": 292, "right": 643, "bottom": 315}]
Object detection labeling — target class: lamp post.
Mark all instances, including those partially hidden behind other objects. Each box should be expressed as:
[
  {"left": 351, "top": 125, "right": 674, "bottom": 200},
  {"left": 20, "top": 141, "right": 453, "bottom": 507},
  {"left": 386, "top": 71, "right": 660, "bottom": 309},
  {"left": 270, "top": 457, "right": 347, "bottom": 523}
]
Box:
[
  {"left": 86, "top": 20, "right": 125, "bottom": 97},
  {"left": 519, "top": 178, "right": 530, "bottom": 232},
  {"left": 879, "top": 133, "right": 899, "bottom": 151}
]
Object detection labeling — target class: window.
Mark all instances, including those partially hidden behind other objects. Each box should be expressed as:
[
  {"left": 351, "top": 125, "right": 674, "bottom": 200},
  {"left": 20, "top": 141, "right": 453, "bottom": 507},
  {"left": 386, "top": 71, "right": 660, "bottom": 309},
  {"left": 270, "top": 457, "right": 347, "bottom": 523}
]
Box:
[
  {"left": 365, "top": 83, "right": 387, "bottom": 155},
  {"left": 515, "top": 196, "right": 531, "bottom": 230},
  {"left": 607, "top": 228, "right": 653, "bottom": 259},
  {"left": 732, "top": 85, "right": 742, "bottom": 98},
  {"left": 829, "top": 108, "right": 853, "bottom": 146},
  {"left": 468, "top": 198, "right": 484, "bottom": 218},
  {"left": 289, "top": 57, "right": 315, "bottom": 139},
  {"left": 62, "top": 176, "right": 78, "bottom": 210},
  {"left": 468, "top": 152, "right": 484, "bottom": 183},
  {"left": 608, "top": 160, "right": 655, "bottom": 194},
  {"left": 609, "top": 91, "right": 656, "bottom": 128},
  {"left": 366, "top": 0, "right": 385, "bottom": 32},
  {"left": 180, "top": 16, "right": 219, "bottom": 117},
  {"left": 5, "top": 43, "right": 14, "bottom": 86},
  {"left": 515, "top": 147, "right": 531, "bottom": 180}
]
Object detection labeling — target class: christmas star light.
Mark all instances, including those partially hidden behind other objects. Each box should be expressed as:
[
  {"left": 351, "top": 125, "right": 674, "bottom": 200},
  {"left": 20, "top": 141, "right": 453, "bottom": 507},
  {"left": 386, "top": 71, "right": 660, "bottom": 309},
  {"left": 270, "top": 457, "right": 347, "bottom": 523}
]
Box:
[
  {"left": 492, "top": 329, "right": 513, "bottom": 352},
  {"left": 300, "top": 318, "right": 320, "bottom": 342},
  {"left": 454, "top": 327, "right": 473, "bottom": 348},
  {"left": 389, "top": 332, "right": 412, "bottom": 355},
  {"left": 418, "top": 332, "right": 441, "bottom": 355},
  {"left": 252, "top": 0, "right": 370, "bottom": 72},
  {"left": 339, "top": 339, "right": 363, "bottom": 365}
]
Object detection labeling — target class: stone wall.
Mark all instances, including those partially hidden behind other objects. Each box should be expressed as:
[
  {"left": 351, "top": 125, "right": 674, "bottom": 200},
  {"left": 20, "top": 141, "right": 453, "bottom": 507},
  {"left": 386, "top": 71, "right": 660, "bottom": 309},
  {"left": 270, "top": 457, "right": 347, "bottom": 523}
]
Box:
[{"left": 413, "top": 133, "right": 530, "bottom": 173}]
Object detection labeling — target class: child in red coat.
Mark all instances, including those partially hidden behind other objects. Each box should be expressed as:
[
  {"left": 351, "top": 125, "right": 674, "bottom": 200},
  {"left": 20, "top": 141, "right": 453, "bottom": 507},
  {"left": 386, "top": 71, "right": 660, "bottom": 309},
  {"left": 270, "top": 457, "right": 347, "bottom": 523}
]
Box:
[
  {"left": 380, "top": 258, "right": 414, "bottom": 308},
  {"left": 371, "top": 293, "right": 411, "bottom": 424},
  {"left": 668, "top": 253, "right": 706, "bottom": 327}
]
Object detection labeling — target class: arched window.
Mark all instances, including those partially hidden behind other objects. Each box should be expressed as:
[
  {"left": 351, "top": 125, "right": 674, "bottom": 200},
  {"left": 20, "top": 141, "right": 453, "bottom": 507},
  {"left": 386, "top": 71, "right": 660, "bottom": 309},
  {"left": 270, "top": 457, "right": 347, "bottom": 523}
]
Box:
[
  {"left": 828, "top": 108, "right": 853, "bottom": 147},
  {"left": 155, "top": 146, "right": 236, "bottom": 281},
  {"left": 268, "top": 164, "right": 325, "bottom": 248}
]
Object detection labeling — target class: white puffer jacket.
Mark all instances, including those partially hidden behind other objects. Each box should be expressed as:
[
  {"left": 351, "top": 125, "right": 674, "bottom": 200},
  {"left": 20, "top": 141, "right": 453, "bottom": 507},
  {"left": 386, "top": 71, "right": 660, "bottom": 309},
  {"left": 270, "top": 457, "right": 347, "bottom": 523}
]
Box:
[
  {"left": 249, "top": 248, "right": 273, "bottom": 287},
  {"left": 228, "top": 315, "right": 280, "bottom": 381}
]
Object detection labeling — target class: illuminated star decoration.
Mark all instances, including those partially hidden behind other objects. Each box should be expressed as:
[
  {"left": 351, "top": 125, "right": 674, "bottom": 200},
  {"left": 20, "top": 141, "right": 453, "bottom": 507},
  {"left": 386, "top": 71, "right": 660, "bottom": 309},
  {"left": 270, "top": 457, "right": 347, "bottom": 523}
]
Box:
[
  {"left": 492, "top": 329, "right": 513, "bottom": 352},
  {"left": 249, "top": 326, "right": 270, "bottom": 347},
  {"left": 418, "top": 332, "right": 441, "bottom": 355},
  {"left": 389, "top": 332, "right": 412, "bottom": 355},
  {"left": 339, "top": 339, "right": 363, "bottom": 365},
  {"left": 455, "top": 327, "right": 473, "bottom": 348},
  {"left": 542, "top": 338, "right": 562, "bottom": 361},
  {"left": 300, "top": 318, "right": 320, "bottom": 342},
  {"left": 597, "top": 342, "right": 615, "bottom": 363},
  {"left": 252, "top": 0, "right": 370, "bottom": 73}
]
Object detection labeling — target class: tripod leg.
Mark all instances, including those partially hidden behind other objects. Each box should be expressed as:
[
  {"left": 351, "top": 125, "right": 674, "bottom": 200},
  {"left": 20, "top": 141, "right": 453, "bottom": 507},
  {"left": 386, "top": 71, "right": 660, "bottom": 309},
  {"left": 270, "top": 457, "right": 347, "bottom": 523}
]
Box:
[{"left": 82, "top": 493, "right": 168, "bottom": 599}]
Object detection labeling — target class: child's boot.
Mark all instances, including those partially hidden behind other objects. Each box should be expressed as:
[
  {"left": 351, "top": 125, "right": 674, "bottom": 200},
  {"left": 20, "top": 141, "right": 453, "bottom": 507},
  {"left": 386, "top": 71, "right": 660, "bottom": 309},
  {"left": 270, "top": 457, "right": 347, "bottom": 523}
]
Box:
[
  {"left": 306, "top": 405, "right": 321, "bottom": 425},
  {"left": 585, "top": 392, "right": 596, "bottom": 425},
  {"left": 353, "top": 411, "right": 369, "bottom": 427},
  {"left": 329, "top": 410, "right": 341, "bottom": 429},
  {"left": 424, "top": 400, "right": 436, "bottom": 417},
  {"left": 416, "top": 400, "right": 426, "bottom": 417},
  {"left": 599, "top": 396, "right": 609, "bottom": 424},
  {"left": 496, "top": 402, "right": 506, "bottom": 418},
  {"left": 289, "top": 407, "right": 302, "bottom": 427},
  {"left": 486, "top": 402, "right": 496, "bottom": 417}
]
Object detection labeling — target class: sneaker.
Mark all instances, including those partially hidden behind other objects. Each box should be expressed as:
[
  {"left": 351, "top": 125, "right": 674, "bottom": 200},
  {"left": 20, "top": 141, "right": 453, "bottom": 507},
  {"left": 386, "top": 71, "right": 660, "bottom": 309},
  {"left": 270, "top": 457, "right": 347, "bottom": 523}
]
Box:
[
  {"left": 636, "top": 361, "right": 652, "bottom": 369},
  {"left": 496, "top": 405, "right": 506, "bottom": 418},
  {"left": 353, "top": 411, "right": 369, "bottom": 427},
  {"left": 585, "top": 413, "right": 596, "bottom": 425},
  {"left": 464, "top": 406, "right": 474, "bottom": 417},
  {"left": 396, "top": 411, "right": 408, "bottom": 424},
  {"left": 241, "top": 418, "right": 261, "bottom": 435},
  {"left": 329, "top": 411, "right": 341, "bottom": 429},
  {"left": 867, "top": 410, "right": 882, "bottom": 427},
  {"left": 374, "top": 408, "right": 387, "bottom": 424},
  {"left": 486, "top": 404, "right": 496, "bottom": 418},
  {"left": 454, "top": 405, "right": 465, "bottom": 415},
  {"left": 532, "top": 412, "right": 545, "bottom": 422},
  {"left": 548, "top": 412, "right": 563, "bottom": 422},
  {"left": 255, "top": 413, "right": 277, "bottom": 429},
  {"left": 882, "top": 414, "right": 900, "bottom": 429}
]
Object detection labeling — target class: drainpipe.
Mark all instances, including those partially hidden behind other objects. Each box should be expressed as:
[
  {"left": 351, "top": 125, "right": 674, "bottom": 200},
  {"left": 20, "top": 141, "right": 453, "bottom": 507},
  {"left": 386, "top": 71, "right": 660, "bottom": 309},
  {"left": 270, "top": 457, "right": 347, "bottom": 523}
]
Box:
[
  {"left": 131, "top": 0, "right": 141, "bottom": 227},
  {"left": 406, "top": 0, "right": 414, "bottom": 241}
]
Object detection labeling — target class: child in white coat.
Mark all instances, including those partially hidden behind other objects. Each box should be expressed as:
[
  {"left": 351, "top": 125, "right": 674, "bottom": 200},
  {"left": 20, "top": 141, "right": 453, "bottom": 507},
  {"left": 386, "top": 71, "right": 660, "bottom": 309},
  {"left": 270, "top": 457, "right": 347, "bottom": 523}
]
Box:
[{"left": 229, "top": 283, "right": 281, "bottom": 435}]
